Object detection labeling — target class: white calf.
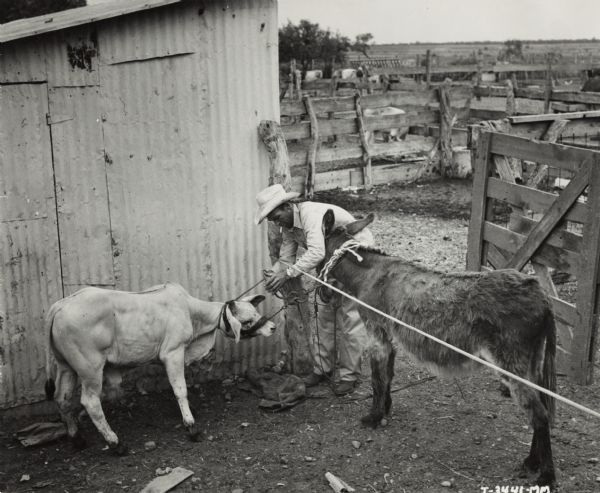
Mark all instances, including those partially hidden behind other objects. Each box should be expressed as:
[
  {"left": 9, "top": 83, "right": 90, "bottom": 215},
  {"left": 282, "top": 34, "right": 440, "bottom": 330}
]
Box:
[{"left": 44, "top": 282, "right": 276, "bottom": 454}]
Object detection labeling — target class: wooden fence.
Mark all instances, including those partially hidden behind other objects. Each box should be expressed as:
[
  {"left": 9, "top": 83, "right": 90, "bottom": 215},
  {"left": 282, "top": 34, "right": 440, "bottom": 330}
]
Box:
[
  {"left": 467, "top": 123, "right": 600, "bottom": 384},
  {"left": 279, "top": 83, "right": 479, "bottom": 195}
]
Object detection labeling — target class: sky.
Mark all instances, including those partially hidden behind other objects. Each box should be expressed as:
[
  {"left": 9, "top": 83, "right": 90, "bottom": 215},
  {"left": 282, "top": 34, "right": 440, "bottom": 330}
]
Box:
[{"left": 278, "top": 0, "right": 600, "bottom": 44}]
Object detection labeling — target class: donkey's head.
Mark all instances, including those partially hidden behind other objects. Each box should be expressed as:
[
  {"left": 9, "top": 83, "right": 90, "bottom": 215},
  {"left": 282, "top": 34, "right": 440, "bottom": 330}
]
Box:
[{"left": 318, "top": 209, "right": 375, "bottom": 280}]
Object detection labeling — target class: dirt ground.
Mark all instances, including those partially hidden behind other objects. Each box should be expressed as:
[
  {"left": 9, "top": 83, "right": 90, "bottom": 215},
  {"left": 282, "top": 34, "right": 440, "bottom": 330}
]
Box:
[{"left": 1, "top": 179, "right": 600, "bottom": 493}]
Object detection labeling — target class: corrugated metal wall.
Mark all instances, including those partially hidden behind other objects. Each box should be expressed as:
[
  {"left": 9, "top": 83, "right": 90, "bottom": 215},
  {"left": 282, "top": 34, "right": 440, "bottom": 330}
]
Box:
[{"left": 0, "top": 0, "right": 281, "bottom": 409}]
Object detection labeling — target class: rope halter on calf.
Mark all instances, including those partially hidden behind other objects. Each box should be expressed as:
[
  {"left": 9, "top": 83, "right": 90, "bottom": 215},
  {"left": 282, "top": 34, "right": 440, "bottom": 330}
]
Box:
[{"left": 318, "top": 239, "right": 365, "bottom": 282}]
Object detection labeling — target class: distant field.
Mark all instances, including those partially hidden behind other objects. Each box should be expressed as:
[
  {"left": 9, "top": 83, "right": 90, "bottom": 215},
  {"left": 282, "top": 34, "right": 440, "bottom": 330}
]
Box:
[{"left": 348, "top": 40, "right": 600, "bottom": 66}]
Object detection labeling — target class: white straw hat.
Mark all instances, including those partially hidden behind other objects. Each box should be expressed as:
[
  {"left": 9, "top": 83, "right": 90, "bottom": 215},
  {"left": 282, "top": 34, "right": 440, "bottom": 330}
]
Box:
[{"left": 254, "top": 184, "right": 300, "bottom": 225}]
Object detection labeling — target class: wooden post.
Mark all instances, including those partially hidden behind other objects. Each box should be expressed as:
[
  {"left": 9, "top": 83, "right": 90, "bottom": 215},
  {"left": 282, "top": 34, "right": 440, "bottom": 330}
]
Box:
[
  {"left": 505, "top": 79, "right": 516, "bottom": 116},
  {"left": 438, "top": 79, "right": 454, "bottom": 177},
  {"left": 475, "top": 49, "right": 483, "bottom": 101},
  {"left": 354, "top": 93, "right": 372, "bottom": 189},
  {"left": 544, "top": 54, "right": 553, "bottom": 113},
  {"left": 466, "top": 131, "right": 493, "bottom": 271},
  {"left": 425, "top": 49, "right": 432, "bottom": 89},
  {"left": 381, "top": 73, "right": 390, "bottom": 94},
  {"left": 416, "top": 54, "right": 421, "bottom": 84},
  {"left": 511, "top": 72, "right": 519, "bottom": 91},
  {"left": 302, "top": 95, "right": 318, "bottom": 198},
  {"left": 257, "top": 120, "right": 315, "bottom": 376},
  {"left": 289, "top": 59, "right": 296, "bottom": 100},
  {"left": 571, "top": 154, "right": 600, "bottom": 384}
]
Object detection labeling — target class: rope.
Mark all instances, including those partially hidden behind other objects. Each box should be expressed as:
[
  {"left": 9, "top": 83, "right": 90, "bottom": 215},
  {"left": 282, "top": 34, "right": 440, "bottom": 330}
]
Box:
[
  {"left": 281, "top": 260, "right": 600, "bottom": 420},
  {"left": 319, "top": 239, "right": 365, "bottom": 282},
  {"left": 235, "top": 278, "right": 266, "bottom": 300}
]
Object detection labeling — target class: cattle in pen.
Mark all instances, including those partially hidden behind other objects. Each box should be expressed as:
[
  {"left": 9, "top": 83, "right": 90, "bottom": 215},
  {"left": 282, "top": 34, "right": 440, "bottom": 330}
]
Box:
[
  {"left": 45, "top": 282, "right": 276, "bottom": 455},
  {"left": 318, "top": 211, "right": 557, "bottom": 487}
]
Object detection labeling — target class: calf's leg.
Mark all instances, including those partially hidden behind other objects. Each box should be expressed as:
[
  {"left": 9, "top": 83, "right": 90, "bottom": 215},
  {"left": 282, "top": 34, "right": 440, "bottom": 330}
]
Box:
[
  {"left": 54, "top": 363, "right": 86, "bottom": 449},
  {"left": 162, "top": 350, "right": 201, "bottom": 441},
  {"left": 79, "top": 370, "right": 127, "bottom": 455},
  {"left": 362, "top": 329, "right": 395, "bottom": 428}
]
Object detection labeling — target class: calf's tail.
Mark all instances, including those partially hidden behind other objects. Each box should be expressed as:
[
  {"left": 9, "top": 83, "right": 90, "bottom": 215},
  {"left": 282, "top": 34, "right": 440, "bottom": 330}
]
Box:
[
  {"left": 541, "top": 309, "right": 557, "bottom": 425},
  {"left": 44, "top": 303, "right": 60, "bottom": 401}
]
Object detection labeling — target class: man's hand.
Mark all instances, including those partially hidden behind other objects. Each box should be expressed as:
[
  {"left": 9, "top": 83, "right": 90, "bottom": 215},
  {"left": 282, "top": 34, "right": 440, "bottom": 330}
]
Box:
[{"left": 264, "top": 269, "right": 289, "bottom": 294}]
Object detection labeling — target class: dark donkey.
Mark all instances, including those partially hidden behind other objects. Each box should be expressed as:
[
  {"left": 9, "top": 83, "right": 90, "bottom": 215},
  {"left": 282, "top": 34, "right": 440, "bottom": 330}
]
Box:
[{"left": 319, "top": 210, "right": 557, "bottom": 487}]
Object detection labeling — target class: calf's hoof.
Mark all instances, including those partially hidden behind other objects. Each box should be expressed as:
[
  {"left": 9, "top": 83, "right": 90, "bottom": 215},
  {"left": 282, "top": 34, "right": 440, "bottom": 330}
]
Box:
[
  {"left": 360, "top": 413, "right": 382, "bottom": 429},
  {"left": 109, "top": 441, "right": 129, "bottom": 456},
  {"left": 70, "top": 432, "right": 87, "bottom": 450},
  {"left": 188, "top": 431, "right": 202, "bottom": 442},
  {"left": 186, "top": 424, "right": 202, "bottom": 442}
]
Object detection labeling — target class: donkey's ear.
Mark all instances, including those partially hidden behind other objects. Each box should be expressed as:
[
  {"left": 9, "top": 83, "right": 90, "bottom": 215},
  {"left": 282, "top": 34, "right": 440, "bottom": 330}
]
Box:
[
  {"left": 323, "top": 209, "right": 336, "bottom": 236},
  {"left": 346, "top": 213, "right": 375, "bottom": 236}
]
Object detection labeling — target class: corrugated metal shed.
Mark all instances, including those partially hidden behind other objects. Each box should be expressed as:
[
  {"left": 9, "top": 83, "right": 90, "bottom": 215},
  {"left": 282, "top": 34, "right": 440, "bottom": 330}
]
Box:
[{"left": 0, "top": 0, "right": 281, "bottom": 409}]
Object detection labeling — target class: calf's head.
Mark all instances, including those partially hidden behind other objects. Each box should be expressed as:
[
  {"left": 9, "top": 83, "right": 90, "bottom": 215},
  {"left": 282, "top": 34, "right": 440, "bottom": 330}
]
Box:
[{"left": 222, "top": 295, "right": 276, "bottom": 342}]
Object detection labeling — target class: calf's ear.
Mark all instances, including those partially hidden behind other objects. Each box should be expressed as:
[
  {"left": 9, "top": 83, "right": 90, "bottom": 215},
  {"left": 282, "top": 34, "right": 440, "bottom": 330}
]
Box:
[
  {"left": 346, "top": 213, "right": 375, "bottom": 236},
  {"left": 323, "top": 209, "right": 335, "bottom": 236},
  {"left": 242, "top": 294, "right": 265, "bottom": 307}
]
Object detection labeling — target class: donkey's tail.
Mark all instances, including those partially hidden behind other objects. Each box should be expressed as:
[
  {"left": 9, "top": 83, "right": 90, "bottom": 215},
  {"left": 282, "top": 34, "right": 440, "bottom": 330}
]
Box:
[
  {"left": 44, "top": 302, "right": 61, "bottom": 401},
  {"left": 541, "top": 309, "right": 557, "bottom": 425}
]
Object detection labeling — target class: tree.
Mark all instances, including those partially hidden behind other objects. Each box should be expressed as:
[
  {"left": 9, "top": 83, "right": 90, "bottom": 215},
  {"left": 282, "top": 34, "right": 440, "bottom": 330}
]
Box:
[
  {"left": 279, "top": 19, "right": 352, "bottom": 72},
  {"left": 352, "top": 33, "right": 374, "bottom": 58},
  {"left": 0, "top": 0, "right": 85, "bottom": 24},
  {"left": 498, "top": 39, "right": 524, "bottom": 62}
]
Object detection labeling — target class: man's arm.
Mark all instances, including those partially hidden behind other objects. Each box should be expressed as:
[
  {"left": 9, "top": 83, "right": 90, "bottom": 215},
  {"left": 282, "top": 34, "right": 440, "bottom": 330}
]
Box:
[{"left": 265, "top": 228, "right": 298, "bottom": 293}]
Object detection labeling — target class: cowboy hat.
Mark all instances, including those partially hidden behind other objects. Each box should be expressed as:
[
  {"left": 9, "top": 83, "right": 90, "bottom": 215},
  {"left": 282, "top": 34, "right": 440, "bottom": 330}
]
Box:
[{"left": 254, "top": 184, "right": 300, "bottom": 225}]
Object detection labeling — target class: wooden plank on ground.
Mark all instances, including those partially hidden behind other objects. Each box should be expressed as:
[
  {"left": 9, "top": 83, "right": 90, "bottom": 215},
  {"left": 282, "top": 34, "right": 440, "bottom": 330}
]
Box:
[
  {"left": 502, "top": 162, "right": 591, "bottom": 271},
  {"left": 140, "top": 467, "right": 194, "bottom": 493},
  {"left": 487, "top": 178, "right": 589, "bottom": 224},
  {"left": 490, "top": 132, "right": 594, "bottom": 172}
]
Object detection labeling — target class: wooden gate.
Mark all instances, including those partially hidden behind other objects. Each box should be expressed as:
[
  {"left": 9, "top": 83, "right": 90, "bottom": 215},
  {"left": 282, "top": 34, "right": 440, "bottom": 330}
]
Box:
[{"left": 467, "top": 130, "right": 600, "bottom": 384}]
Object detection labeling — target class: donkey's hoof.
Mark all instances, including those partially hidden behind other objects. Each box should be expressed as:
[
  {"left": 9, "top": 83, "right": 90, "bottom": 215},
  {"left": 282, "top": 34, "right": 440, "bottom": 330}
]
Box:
[
  {"left": 519, "top": 456, "right": 540, "bottom": 476},
  {"left": 360, "top": 414, "right": 382, "bottom": 429},
  {"left": 71, "top": 432, "right": 87, "bottom": 450},
  {"left": 109, "top": 442, "right": 129, "bottom": 456},
  {"left": 535, "top": 471, "right": 556, "bottom": 489}
]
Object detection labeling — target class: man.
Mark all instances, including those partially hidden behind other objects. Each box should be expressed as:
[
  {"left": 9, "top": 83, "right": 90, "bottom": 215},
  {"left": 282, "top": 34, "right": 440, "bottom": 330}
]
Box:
[{"left": 254, "top": 184, "right": 374, "bottom": 396}]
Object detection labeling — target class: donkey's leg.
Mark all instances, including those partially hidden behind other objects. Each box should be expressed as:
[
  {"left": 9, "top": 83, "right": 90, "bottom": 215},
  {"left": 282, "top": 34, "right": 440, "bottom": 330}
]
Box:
[
  {"left": 54, "top": 363, "right": 86, "bottom": 449},
  {"left": 384, "top": 345, "right": 397, "bottom": 416},
  {"left": 362, "top": 328, "right": 394, "bottom": 428},
  {"left": 162, "top": 349, "right": 200, "bottom": 441},
  {"left": 511, "top": 383, "right": 555, "bottom": 487}
]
